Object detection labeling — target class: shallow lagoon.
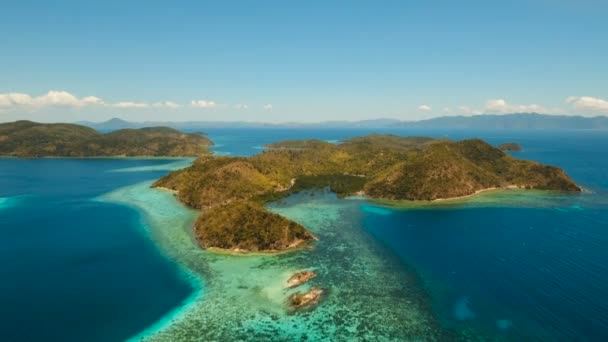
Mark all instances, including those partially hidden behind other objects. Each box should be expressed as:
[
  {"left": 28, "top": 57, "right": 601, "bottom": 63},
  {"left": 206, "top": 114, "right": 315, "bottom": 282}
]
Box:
[
  {"left": 102, "top": 180, "right": 608, "bottom": 340},
  {"left": 103, "top": 182, "right": 447, "bottom": 340}
]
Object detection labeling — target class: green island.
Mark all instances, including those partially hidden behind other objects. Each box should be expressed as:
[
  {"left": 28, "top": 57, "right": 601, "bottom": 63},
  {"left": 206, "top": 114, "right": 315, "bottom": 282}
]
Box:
[
  {"left": 498, "top": 142, "right": 523, "bottom": 152},
  {"left": 154, "top": 134, "right": 580, "bottom": 253},
  {"left": 0, "top": 120, "right": 213, "bottom": 157}
]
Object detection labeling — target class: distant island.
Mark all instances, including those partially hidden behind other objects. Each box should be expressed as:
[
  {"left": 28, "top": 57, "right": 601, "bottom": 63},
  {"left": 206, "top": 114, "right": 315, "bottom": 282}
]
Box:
[
  {"left": 79, "top": 113, "right": 608, "bottom": 131},
  {"left": 498, "top": 142, "right": 523, "bottom": 152},
  {"left": 154, "top": 134, "right": 580, "bottom": 253},
  {"left": 0, "top": 120, "right": 213, "bottom": 157}
]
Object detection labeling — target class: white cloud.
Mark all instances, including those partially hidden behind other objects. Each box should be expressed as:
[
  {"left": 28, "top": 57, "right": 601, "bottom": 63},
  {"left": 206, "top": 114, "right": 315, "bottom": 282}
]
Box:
[
  {"left": 566, "top": 96, "right": 608, "bottom": 114},
  {"left": 112, "top": 101, "right": 149, "bottom": 109},
  {"left": 0, "top": 90, "right": 104, "bottom": 109},
  {"left": 484, "top": 99, "right": 508, "bottom": 112},
  {"left": 263, "top": 104, "right": 273, "bottom": 111},
  {"left": 417, "top": 104, "right": 432, "bottom": 112},
  {"left": 82, "top": 96, "right": 104, "bottom": 106},
  {"left": 43, "top": 90, "right": 82, "bottom": 106},
  {"left": 152, "top": 101, "right": 182, "bottom": 109},
  {"left": 484, "top": 98, "right": 547, "bottom": 114},
  {"left": 112, "top": 100, "right": 183, "bottom": 109},
  {"left": 0, "top": 90, "right": 248, "bottom": 113},
  {"left": 0, "top": 90, "right": 190, "bottom": 111},
  {"left": 0, "top": 93, "right": 33, "bottom": 107},
  {"left": 191, "top": 100, "right": 217, "bottom": 108}
]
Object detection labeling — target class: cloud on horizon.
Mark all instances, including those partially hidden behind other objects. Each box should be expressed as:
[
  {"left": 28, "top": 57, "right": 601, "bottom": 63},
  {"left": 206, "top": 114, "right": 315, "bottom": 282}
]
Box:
[
  {"left": 190, "top": 100, "right": 217, "bottom": 108},
  {"left": 417, "top": 104, "right": 432, "bottom": 112},
  {"left": 566, "top": 96, "right": 608, "bottom": 114},
  {"left": 0, "top": 90, "right": 218, "bottom": 112},
  {"left": 2, "top": 90, "right": 608, "bottom": 121},
  {"left": 483, "top": 99, "right": 549, "bottom": 114},
  {"left": 0, "top": 90, "right": 190, "bottom": 112},
  {"left": 111, "top": 101, "right": 149, "bottom": 109},
  {"left": 0, "top": 91, "right": 103, "bottom": 109},
  {"left": 451, "top": 97, "right": 607, "bottom": 117}
]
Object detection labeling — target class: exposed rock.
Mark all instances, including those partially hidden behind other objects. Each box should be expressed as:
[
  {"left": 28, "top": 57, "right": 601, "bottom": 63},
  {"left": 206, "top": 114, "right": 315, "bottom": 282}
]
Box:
[
  {"left": 287, "top": 271, "right": 316, "bottom": 288},
  {"left": 289, "top": 288, "right": 323, "bottom": 308}
]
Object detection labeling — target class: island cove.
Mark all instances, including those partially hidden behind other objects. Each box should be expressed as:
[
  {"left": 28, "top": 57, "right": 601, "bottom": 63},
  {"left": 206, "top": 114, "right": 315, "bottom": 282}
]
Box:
[{"left": 154, "top": 134, "right": 580, "bottom": 253}]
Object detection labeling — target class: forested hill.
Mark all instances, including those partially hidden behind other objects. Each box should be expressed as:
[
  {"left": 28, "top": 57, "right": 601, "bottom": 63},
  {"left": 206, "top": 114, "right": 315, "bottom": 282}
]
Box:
[
  {"left": 154, "top": 134, "right": 580, "bottom": 252},
  {"left": 0, "top": 120, "right": 213, "bottom": 157}
]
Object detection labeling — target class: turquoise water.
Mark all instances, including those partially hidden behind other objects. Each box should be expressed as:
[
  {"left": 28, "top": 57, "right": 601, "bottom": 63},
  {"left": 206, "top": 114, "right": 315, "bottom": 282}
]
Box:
[
  {"left": 118, "top": 184, "right": 446, "bottom": 341},
  {"left": 1, "top": 129, "right": 607, "bottom": 340}
]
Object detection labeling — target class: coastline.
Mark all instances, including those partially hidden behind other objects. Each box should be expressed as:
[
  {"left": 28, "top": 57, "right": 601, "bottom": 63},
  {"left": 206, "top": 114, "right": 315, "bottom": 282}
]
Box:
[
  {"left": 204, "top": 237, "right": 316, "bottom": 256},
  {"left": 348, "top": 187, "right": 515, "bottom": 207},
  {"left": 154, "top": 186, "right": 179, "bottom": 194},
  {"left": 356, "top": 186, "right": 580, "bottom": 210},
  {"left": 430, "top": 185, "right": 522, "bottom": 202},
  {"left": 97, "top": 180, "right": 207, "bottom": 341}
]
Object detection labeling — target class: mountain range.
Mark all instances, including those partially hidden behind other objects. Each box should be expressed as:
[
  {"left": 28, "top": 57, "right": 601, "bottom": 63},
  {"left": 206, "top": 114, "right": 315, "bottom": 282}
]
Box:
[{"left": 78, "top": 113, "right": 608, "bottom": 131}]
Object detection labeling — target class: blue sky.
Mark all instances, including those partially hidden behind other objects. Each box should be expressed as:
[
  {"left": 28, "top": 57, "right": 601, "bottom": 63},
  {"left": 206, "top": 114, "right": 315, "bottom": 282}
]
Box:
[{"left": 1, "top": 0, "right": 607, "bottom": 122}]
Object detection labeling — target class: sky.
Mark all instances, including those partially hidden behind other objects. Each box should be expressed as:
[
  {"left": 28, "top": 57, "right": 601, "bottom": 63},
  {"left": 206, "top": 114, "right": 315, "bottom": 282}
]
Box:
[{"left": 1, "top": 0, "right": 607, "bottom": 123}]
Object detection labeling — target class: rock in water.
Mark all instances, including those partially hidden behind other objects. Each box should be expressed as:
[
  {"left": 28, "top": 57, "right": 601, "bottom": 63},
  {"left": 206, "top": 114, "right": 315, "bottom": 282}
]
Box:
[
  {"left": 286, "top": 271, "right": 316, "bottom": 288},
  {"left": 289, "top": 288, "right": 323, "bottom": 308}
]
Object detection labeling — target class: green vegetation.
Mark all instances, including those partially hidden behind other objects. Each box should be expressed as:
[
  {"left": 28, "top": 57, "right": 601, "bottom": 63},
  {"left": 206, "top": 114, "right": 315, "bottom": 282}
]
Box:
[
  {"left": 196, "top": 202, "right": 313, "bottom": 252},
  {"left": 265, "top": 139, "right": 331, "bottom": 149},
  {"left": 0, "top": 120, "right": 213, "bottom": 157},
  {"left": 291, "top": 174, "right": 367, "bottom": 197},
  {"left": 498, "top": 142, "right": 523, "bottom": 152},
  {"left": 155, "top": 134, "right": 580, "bottom": 252}
]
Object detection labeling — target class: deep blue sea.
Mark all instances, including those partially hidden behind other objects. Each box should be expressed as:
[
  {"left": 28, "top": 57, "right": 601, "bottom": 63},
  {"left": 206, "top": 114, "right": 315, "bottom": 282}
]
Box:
[
  {"left": 356, "top": 130, "right": 608, "bottom": 341},
  {"left": 0, "top": 159, "right": 193, "bottom": 342},
  {"left": 1, "top": 128, "right": 607, "bottom": 341}
]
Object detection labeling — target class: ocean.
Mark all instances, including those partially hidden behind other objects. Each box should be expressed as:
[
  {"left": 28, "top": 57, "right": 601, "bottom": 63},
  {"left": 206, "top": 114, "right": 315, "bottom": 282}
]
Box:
[
  {"left": 0, "top": 158, "right": 195, "bottom": 342},
  {"left": 1, "top": 128, "right": 607, "bottom": 341}
]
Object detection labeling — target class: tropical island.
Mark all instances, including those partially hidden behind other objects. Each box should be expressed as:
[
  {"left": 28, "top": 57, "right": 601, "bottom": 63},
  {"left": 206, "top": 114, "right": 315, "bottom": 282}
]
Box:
[
  {"left": 0, "top": 120, "right": 213, "bottom": 157},
  {"left": 154, "top": 134, "right": 580, "bottom": 253}
]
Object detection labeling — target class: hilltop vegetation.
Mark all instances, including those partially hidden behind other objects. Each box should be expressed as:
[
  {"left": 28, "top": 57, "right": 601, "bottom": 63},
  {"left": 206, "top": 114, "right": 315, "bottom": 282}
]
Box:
[
  {"left": 196, "top": 202, "right": 314, "bottom": 252},
  {"left": 0, "top": 120, "right": 212, "bottom": 157},
  {"left": 155, "top": 134, "right": 580, "bottom": 252}
]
